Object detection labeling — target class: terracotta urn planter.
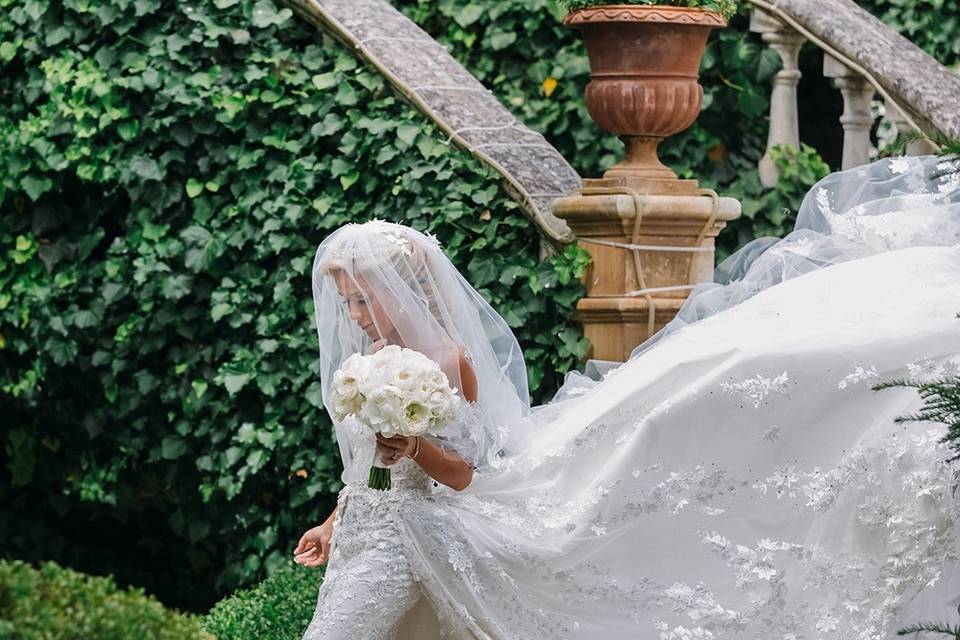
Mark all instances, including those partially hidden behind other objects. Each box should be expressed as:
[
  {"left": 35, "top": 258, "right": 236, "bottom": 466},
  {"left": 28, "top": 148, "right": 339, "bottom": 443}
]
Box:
[{"left": 565, "top": 6, "right": 727, "bottom": 193}]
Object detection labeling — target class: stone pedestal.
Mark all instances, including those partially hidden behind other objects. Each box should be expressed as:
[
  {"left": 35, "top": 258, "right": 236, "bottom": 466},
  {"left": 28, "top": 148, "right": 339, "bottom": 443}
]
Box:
[{"left": 553, "top": 179, "right": 740, "bottom": 362}]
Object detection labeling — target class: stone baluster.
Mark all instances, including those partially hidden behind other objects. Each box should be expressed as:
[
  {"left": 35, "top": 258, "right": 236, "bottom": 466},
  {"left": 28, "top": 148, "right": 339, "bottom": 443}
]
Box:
[
  {"left": 750, "top": 8, "right": 805, "bottom": 187},
  {"left": 885, "top": 99, "right": 940, "bottom": 155},
  {"left": 823, "top": 54, "right": 876, "bottom": 169}
]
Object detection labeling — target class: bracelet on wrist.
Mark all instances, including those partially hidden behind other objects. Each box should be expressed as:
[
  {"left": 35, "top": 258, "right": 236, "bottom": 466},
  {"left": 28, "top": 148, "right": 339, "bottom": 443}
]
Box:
[{"left": 410, "top": 436, "right": 421, "bottom": 460}]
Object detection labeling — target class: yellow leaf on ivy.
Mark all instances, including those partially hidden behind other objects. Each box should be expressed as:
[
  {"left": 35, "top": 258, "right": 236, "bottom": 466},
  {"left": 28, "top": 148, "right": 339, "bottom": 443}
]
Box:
[
  {"left": 295, "top": 469, "right": 308, "bottom": 478},
  {"left": 0, "top": 333, "right": 5, "bottom": 350},
  {"left": 542, "top": 76, "right": 558, "bottom": 97}
]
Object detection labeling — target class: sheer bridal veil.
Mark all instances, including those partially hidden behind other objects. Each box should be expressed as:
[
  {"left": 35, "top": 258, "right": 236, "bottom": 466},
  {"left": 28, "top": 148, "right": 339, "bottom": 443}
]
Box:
[{"left": 312, "top": 221, "right": 530, "bottom": 477}]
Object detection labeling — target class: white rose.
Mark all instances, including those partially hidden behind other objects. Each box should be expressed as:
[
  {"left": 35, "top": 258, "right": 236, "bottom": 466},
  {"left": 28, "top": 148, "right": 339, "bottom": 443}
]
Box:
[
  {"left": 362, "top": 385, "right": 406, "bottom": 436},
  {"left": 332, "top": 390, "right": 364, "bottom": 421},
  {"left": 332, "top": 369, "right": 360, "bottom": 401},
  {"left": 401, "top": 400, "right": 431, "bottom": 435},
  {"left": 428, "top": 391, "right": 458, "bottom": 424}
]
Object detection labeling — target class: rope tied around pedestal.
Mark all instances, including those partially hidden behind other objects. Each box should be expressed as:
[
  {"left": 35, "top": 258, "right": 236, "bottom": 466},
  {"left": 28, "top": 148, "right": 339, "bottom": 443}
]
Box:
[{"left": 574, "top": 187, "right": 722, "bottom": 336}]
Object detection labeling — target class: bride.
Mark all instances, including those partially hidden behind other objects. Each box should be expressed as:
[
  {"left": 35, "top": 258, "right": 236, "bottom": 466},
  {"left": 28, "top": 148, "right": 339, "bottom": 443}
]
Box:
[{"left": 296, "top": 155, "right": 960, "bottom": 640}]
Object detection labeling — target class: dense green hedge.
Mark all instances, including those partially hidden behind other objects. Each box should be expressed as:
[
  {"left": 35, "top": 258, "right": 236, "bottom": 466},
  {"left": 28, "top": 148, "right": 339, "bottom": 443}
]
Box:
[
  {"left": 0, "top": 560, "right": 210, "bottom": 639},
  {"left": 203, "top": 562, "right": 320, "bottom": 640},
  {"left": 0, "top": 0, "right": 954, "bottom": 614}
]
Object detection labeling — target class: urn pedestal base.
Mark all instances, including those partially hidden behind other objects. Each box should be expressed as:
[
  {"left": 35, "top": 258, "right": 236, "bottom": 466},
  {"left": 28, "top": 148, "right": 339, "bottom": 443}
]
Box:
[
  {"left": 553, "top": 186, "right": 741, "bottom": 362},
  {"left": 576, "top": 297, "right": 688, "bottom": 363}
]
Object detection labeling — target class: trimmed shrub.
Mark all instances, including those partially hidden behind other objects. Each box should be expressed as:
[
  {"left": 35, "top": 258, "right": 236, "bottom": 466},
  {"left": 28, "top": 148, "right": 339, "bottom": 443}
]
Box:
[
  {"left": 203, "top": 562, "right": 321, "bottom": 640},
  {"left": 0, "top": 559, "right": 210, "bottom": 640}
]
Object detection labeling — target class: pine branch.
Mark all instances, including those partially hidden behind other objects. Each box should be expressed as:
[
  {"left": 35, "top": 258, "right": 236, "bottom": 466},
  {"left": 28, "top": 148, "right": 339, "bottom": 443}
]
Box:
[
  {"left": 873, "top": 376, "right": 960, "bottom": 460},
  {"left": 897, "top": 621, "right": 960, "bottom": 637},
  {"left": 885, "top": 130, "right": 960, "bottom": 180}
]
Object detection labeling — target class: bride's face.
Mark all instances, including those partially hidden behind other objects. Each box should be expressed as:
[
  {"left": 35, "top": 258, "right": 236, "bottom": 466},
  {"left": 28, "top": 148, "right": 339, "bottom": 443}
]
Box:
[{"left": 333, "top": 270, "right": 396, "bottom": 342}]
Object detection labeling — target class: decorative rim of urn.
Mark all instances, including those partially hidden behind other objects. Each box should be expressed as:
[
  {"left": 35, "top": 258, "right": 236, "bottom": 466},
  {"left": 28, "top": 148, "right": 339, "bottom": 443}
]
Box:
[
  {"left": 563, "top": 5, "right": 727, "bottom": 27},
  {"left": 565, "top": 5, "right": 727, "bottom": 191}
]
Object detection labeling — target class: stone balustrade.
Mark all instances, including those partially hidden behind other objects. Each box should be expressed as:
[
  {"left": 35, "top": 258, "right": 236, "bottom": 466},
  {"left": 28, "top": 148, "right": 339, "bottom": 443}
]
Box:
[{"left": 748, "top": 0, "right": 956, "bottom": 184}]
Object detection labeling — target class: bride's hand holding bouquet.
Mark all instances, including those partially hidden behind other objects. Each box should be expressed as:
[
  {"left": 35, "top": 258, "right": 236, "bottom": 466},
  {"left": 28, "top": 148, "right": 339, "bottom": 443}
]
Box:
[{"left": 329, "top": 344, "right": 460, "bottom": 490}]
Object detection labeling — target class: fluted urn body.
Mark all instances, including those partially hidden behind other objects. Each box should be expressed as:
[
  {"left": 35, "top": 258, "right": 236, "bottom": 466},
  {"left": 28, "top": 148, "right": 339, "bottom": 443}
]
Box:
[{"left": 565, "top": 6, "right": 726, "bottom": 190}]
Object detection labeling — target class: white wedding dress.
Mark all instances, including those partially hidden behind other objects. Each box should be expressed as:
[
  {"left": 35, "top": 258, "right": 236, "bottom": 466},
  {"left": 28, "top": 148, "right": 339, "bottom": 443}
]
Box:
[{"left": 303, "top": 156, "right": 960, "bottom": 640}]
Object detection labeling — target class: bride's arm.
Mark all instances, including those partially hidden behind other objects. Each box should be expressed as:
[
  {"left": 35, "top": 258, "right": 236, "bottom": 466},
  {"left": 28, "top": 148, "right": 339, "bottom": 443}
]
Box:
[{"left": 394, "top": 435, "right": 473, "bottom": 491}]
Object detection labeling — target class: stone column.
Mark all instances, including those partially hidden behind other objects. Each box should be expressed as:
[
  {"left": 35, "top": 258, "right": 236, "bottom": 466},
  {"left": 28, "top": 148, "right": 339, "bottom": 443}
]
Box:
[
  {"left": 750, "top": 8, "right": 805, "bottom": 187},
  {"left": 823, "top": 54, "right": 876, "bottom": 169}
]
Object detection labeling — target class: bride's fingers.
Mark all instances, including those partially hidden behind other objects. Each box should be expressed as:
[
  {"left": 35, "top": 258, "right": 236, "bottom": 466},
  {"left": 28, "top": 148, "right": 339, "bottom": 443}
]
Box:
[
  {"left": 294, "top": 549, "right": 317, "bottom": 565},
  {"left": 294, "top": 538, "right": 314, "bottom": 555},
  {"left": 294, "top": 545, "right": 317, "bottom": 559},
  {"left": 303, "top": 550, "right": 327, "bottom": 567}
]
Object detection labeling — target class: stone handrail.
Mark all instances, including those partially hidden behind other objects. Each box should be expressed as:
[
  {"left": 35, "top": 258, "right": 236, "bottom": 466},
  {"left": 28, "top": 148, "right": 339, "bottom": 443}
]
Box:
[
  {"left": 281, "top": 0, "right": 579, "bottom": 243},
  {"left": 748, "top": 0, "right": 959, "bottom": 184}
]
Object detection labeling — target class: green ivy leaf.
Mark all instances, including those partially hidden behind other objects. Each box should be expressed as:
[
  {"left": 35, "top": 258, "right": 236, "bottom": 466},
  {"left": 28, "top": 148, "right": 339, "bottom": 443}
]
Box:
[
  {"left": 161, "top": 437, "right": 188, "bottom": 460},
  {"left": 181, "top": 225, "right": 225, "bottom": 272},
  {"left": 221, "top": 370, "right": 253, "bottom": 396},
  {"left": 305, "top": 381, "right": 324, "bottom": 409},
  {"left": 488, "top": 32, "right": 517, "bottom": 51},
  {"left": 396, "top": 123, "right": 419, "bottom": 146},
  {"left": 185, "top": 178, "right": 203, "bottom": 198},
  {"left": 250, "top": 0, "right": 292, "bottom": 28},
  {"left": 0, "top": 41, "right": 19, "bottom": 62},
  {"left": 454, "top": 4, "right": 484, "bottom": 27},
  {"left": 21, "top": 176, "right": 52, "bottom": 201},
  {"left": 339, "top": 171, "right": 359, "bottom": 190},
  {"left": 311, "top": 73, "right": 336, "bottom": 91},
  {"left": 130, "top": 156, "right": 164, "bottom": 181}
]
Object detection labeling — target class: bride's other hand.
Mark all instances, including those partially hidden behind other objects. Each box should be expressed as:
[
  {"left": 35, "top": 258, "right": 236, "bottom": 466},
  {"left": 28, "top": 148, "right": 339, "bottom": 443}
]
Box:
[
  {"left": 375, "top": 433, "right": 415, "bottom": 465},
  {"left": 294, "top": 521, "right": 334, "bottom": 567},
  {"left": 365, "top": 338, "right": 388, "bottom": 355}
]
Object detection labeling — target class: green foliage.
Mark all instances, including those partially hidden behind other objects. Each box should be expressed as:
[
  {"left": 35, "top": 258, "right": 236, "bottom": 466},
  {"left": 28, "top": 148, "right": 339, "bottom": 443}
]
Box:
[
  {"left": 204, "top": 562, "right": 320, "bottom": 640},
  {"left": 0, "top": 0, "right": 586, "bottom": 609},
  {"left": 709, "top": 143, "right": 830, "bottom": 261},
  {"left": 0, "top": 559, "right": 210, "bottom": 640},
  {"left": 874, "top": 374, "right": 960, "bottom": 461},
  {"left": 897, "top": 620, "right": 960, "bottom": 638},
  {"left": 859, "top": 0, "right": 960, "bottom": 68},
  {"left": 555, "top": 0, "right": 739, "bottom": 20}
]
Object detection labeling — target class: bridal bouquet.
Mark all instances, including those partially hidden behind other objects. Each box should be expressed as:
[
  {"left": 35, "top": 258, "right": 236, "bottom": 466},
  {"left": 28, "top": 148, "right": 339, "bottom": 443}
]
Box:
[{"left": 330, "top": 345, "right": 460, "bottom": 490}]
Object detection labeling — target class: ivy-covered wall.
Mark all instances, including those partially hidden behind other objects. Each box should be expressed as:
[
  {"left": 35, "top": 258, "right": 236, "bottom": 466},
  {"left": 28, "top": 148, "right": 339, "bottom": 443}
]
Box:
[{"left": 1, "top": 0, "right": 957, "bottom": 614}]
